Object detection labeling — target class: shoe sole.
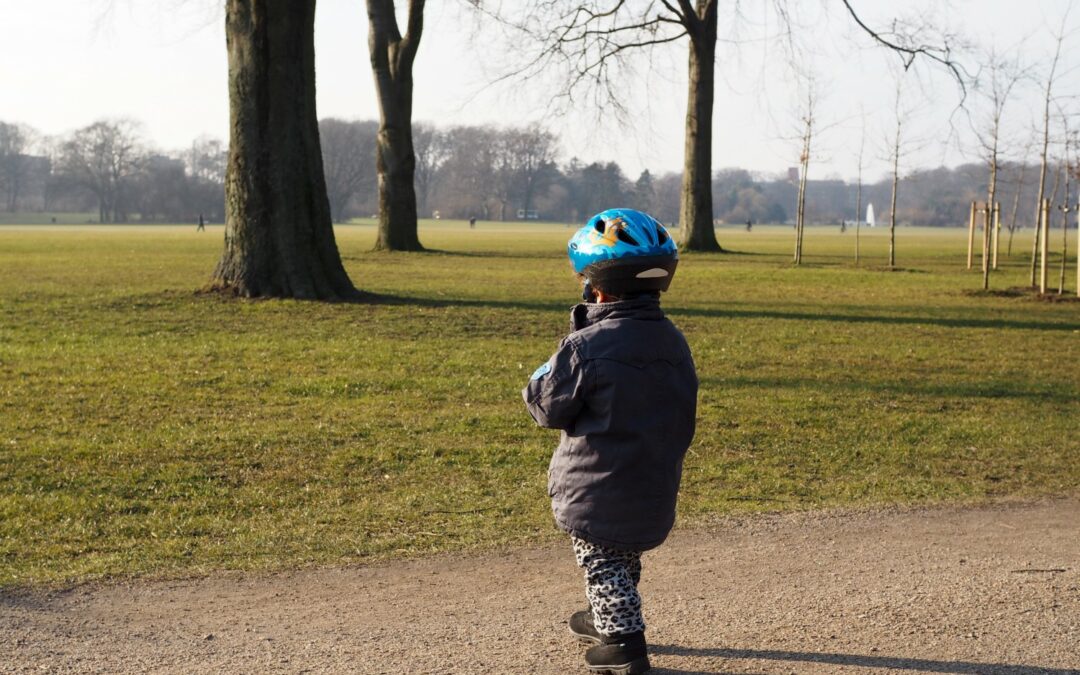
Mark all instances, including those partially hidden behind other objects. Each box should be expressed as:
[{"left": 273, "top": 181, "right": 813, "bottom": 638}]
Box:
[
  {"left": 585, "top": 656, "right": 651, "bottom": 674},
  {"left": 567, "top": 625, "right": 602, "bottom": 645}
]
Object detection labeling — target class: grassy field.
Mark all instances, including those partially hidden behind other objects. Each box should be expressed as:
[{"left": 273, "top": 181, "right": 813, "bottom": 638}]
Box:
[{"left": 1, "top": 221, "right": 1078, "bottom": 587}]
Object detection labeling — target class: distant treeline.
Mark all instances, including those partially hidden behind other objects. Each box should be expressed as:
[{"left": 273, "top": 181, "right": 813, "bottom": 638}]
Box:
[{"left": 0, "top": 118, "right": 1055, "bottom": 227}]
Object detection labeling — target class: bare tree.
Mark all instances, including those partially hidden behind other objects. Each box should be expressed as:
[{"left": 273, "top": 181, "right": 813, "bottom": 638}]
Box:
[
  {"left": 412, "top": 122, "right": 448, "bottom": 218},
  {"left": 854, "top": 113, "right": 866, "bottom": 266},
  {"left": 186, "top": 135, "right": 227, "bottom": 185},
  {"left": 970, "top": 46, "right": 1023, "bottom": 287},
  {"left": 1030, "top": 7, "right": 1071, "bottom": 287},
  {"left": 56, "top": 119, "right": 145, "bottom": 223},
  {"left": 501, "top": 124, "right": 560, "bottom": 218},
  {"left": 210, "top": 0, "right": 358, "bottom": 300},
  {"left": 438, "top": 125, "right": 499, "bottom": 219},
  {"left": 885, "top": 76, "right": 911, "bottom": 269},
  {"left": 793, "top": 76, "right": 816, "bottom": 266},
  {"left": 367, "top": 0, "right": 426, "bottom": 251},
  {"left": 319, "top": 118, "right": 378, "bottom": 223}
]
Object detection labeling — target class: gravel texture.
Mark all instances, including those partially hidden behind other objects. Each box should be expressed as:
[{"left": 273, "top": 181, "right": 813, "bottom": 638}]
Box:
[{"left": 2, "top": 499, "right": 1078, "bottom": 674}]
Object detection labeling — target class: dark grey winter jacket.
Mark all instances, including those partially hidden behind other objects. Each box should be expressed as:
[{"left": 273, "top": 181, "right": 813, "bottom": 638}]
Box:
[{"left": 522, "top": 296, "right": 698, "bottom": 551}]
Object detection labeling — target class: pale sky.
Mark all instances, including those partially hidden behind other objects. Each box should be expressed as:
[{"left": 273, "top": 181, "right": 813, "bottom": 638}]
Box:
[{"left": 2, "top": 1, "right": 1078, "bottom": 182}]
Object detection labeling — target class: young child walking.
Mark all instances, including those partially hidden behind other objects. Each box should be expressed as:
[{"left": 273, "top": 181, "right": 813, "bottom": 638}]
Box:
[{"left": 523, "top": 208, "right": 698, "bottom": 674}]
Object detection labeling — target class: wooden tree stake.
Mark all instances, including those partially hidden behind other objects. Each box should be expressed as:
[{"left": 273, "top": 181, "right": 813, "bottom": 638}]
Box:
[{"left": 967, "top": 201, "right": 976, "bottom": 269}]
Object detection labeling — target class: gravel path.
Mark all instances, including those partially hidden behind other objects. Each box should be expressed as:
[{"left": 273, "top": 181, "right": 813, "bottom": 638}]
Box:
[{"left": 2, "top": 499, "right": 1078, "bottom": 674}]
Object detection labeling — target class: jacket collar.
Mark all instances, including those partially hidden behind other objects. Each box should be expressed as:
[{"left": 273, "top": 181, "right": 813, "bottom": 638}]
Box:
[{"left": 570, "top": 295, "right": 664, "bottom": 332}]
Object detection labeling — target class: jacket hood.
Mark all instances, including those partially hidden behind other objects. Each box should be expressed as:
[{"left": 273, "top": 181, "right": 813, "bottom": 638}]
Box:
[{"left": 570, "top": 295, "right": 664, "bottom": 332}]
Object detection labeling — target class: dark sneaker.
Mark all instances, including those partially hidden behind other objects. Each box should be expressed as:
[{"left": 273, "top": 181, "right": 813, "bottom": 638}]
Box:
[
  {"left": 568, "top": 609, "right": 602, "bottom": 644},
  {"left": 585, "top": 631, "right": 650, "bottom": 674}
]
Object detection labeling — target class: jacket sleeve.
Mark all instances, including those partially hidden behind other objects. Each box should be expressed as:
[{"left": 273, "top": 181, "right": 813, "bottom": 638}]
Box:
[{"left": 521, "top": 340, "right": 588, "bottom": 430}]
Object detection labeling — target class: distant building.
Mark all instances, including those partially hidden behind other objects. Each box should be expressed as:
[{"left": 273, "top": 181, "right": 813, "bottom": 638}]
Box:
[{"left": 787, "top": 167, "right": 799, "bottom": 183}]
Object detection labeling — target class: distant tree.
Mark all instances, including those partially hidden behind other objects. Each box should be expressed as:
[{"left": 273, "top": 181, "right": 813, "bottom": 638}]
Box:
[
  {"left": 184, "top": 136, "right": 227, "bottom": 222},
  {"left": 319, "top": 118, "right": 378, "bottom": 222},
  {"left": 211, "top": 0, "right": 358, "bottom": 300},
  {"left": 632, "top": 170, "right": 656, "bottom": 215},
  {"left": 0, "top": 122, "right": 36, "bottom": 212},
  {"left": 439, "top": 125, "right": 499, "bottom": 219},
  {"left": 56, "top": 119, "right": 145, "bottom": 223},
  {"left": 136, "top": 154, "right": 190, "bottom": 222},
  {"left": 569, "top": 161, "right": 629, "bottom": 220},
  {"left": 186, "top": 136, "right": 227, "bottom": 185},
  {"left": 367, "top": 0, "right": 426, "bottom": 251},
  {"left": 500, "top": 125, "right": 559, "bottom": 219},
  {"left": 412, "top": 122, "right": 448, "bottom": 218}
]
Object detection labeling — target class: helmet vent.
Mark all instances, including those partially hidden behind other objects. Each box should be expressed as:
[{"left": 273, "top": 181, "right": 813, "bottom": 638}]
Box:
[
  {"left": 636, "top": 268, "right": 670, "bottom": 278},
  {"left": 616, "top": 228, "right": 640, "bottom": 246},
  {"left": 656, "top": 226, "right": 669, "bottom": 245},
  {"left": 593, "top": 218, "right": 606, "bottom": 233}
]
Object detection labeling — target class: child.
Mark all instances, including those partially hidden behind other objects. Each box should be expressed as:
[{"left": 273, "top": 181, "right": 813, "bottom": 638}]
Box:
[{"left": 522, "top": 208, "right": 698, "bottom": 674}]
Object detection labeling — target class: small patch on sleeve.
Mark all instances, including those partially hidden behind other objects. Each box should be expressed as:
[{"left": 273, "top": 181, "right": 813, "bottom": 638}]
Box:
[{"left": 530, "top": 362, "right": 552, "bottom": 380}]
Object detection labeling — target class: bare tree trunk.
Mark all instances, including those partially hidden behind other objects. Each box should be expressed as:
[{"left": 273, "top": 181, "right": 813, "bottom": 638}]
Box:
[
  {"left": 854, "top": 156, "right": 862, "bottom": 266},
  {"left": 210, "top": 0, "right": 358, "bottom": 300},
  {"left": 1030, "top": 19, "right": 1065, "bottom": 286},
  {"left": 679, "top": 1, "right": 721, "bottom": 252},
  {"left": 368, "top": 0, "right": 425, "bottom": 252},
  {"left": 1007, "top": 162, "right": 1026, "bottom": 256},
  {"left": 794, "top": 109, "right": 812, "bottom": 265},
  {"left": 1040, "top": 198, "right": 1050, "bottom": 294},
  {"left": 794, "top": 162, "right": 807, "bottom": 264},
  {"left": 986, "top": 155, "right": 998, "bottom": 274},
  {"left": 889, "top": 125, "right": 900, "bottom": 269}
]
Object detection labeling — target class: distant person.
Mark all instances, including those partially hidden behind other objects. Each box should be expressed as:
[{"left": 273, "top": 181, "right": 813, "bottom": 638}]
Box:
[
  {"left": 840, "top": 220, "right": 847, "bottom": 233},
  {"left": 469, "top": 217, "right": 476, "bottom": 229},
  {"left": 522, "top": 208, "right": 697, "bottom": 674},
  {"left": 197, "top": 214, "right": 205, "bottom": 232},
  {"left": 746, "top": 219, "right": 752, "bottom": 232}
]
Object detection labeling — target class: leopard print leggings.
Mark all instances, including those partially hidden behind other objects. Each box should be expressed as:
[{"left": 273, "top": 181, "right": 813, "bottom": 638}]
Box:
[{"left": 572, "top": 537, "right": 646, "bottom": 636}]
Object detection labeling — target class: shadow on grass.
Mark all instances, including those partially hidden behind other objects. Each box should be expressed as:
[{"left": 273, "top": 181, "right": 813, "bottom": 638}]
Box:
[
  {"left": 707, "top": 374, "right": 1076, "bottom": 405},
  {"left": 344, "top": 249, "right": 564, "bottom": 261},
  {"left": 364, "top": 293, "right": 1080, "bottom": 333},
  {"left": 649, "top": 644, "right": 1076, "bottom": 675}
]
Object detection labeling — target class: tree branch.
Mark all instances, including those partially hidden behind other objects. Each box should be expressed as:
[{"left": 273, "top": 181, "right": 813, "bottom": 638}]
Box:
[{"left": 840, "top": 0, "right": 969, "bottom": 101}]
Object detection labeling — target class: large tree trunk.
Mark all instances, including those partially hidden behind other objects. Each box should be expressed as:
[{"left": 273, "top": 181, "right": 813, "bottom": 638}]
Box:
[
  {"left": 211, "top": 0, "right": 358, "bottom": 300},
  {"left": 678, "top": 1, "right": 721, "bottom": 252},
  {"left": 368, "top": 0, "right": 425, "bottom": 251}
]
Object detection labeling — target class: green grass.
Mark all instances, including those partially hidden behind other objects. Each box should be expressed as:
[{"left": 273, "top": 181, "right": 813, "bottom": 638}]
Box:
[{"left": 1, "top": 221, "right": 1077, "bottom": 587}]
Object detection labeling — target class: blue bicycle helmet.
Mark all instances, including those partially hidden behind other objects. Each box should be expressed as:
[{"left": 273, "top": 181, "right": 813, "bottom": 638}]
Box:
[{"left": 568, "top": 208, "right": 678, "bottom": 296}]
